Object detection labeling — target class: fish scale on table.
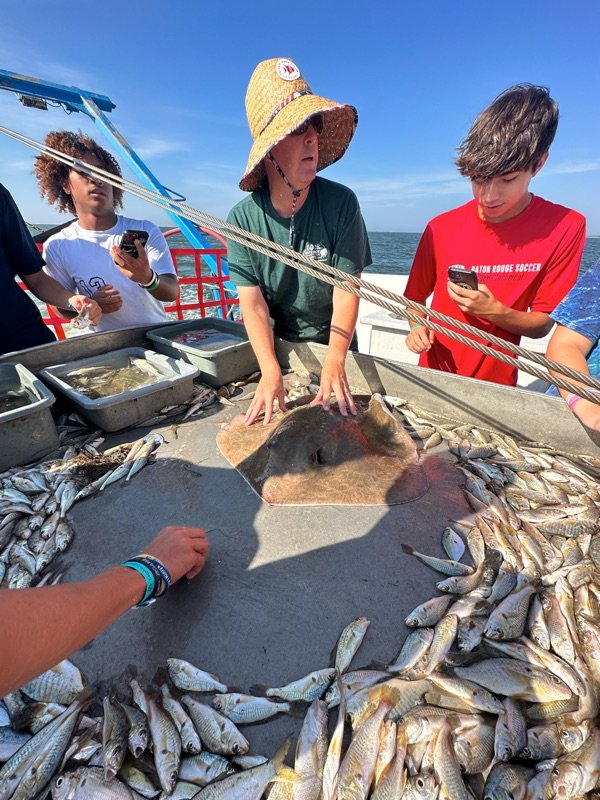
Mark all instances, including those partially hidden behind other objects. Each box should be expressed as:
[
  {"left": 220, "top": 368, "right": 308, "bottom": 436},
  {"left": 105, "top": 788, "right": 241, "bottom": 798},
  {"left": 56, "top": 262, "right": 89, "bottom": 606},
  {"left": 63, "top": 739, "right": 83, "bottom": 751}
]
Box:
[{"left": 3, "top": 394, "right": 600, "bottom": 798}]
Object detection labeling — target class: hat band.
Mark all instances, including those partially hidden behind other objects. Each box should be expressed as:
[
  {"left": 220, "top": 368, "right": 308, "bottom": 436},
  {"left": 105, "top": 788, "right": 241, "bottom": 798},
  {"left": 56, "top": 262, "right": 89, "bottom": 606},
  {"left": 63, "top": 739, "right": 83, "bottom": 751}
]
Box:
[{"left": 259, "top": 89, "right": 313, "bottom": 135}]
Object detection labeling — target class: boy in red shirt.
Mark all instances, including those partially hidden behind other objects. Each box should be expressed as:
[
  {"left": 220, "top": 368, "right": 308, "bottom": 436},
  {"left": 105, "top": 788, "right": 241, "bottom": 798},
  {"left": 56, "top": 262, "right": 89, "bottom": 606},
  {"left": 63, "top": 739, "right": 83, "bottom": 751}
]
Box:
[{"left": 404, "top": 84, "right": 586, "bottom": 386}]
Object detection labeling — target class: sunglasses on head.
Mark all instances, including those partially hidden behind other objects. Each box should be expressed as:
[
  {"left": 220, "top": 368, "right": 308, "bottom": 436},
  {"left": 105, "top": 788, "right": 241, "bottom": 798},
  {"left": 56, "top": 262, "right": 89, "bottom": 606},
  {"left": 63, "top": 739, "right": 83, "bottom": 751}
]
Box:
[{"left": 291, "top": 113, "right": 324, "bottom": 136}]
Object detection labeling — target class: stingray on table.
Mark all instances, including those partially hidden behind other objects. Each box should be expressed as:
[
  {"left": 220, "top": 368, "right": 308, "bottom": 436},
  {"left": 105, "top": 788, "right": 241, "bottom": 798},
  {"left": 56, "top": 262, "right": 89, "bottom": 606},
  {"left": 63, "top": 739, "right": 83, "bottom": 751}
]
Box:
[{"left": 216, "top": 393, "right": 429, "bottom": 506}]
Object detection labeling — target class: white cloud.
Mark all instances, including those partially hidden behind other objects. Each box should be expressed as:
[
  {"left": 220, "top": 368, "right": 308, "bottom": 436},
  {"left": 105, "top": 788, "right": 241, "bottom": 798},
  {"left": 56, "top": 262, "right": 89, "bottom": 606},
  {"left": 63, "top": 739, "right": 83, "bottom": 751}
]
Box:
[
  {"left": 545, "top": 161, "right": 600, "bottom": 176},
  {"left": 349, "top": 171, "right": 466, "bottom": 205},
  {"left": 133, "top": 138, "right": 186, "bottom": 159}
]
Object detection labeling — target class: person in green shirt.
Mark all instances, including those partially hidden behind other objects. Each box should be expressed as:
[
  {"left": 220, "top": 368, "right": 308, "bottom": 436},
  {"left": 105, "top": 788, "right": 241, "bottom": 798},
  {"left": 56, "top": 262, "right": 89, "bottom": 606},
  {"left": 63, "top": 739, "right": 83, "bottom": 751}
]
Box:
[{"left": 227, "top": 57, "right": 371, "bottom": 426}]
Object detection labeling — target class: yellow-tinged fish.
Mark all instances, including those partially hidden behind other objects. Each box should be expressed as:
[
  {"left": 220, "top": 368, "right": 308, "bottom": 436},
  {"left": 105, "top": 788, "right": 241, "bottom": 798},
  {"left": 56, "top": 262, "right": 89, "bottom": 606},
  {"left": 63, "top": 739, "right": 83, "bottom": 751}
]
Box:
[
  {"left": 494, "top": 697, "right": 527, "bottom": 762},
  {"left": 405, "top": 595, "right": 453, "bottom": 627},
  {"left": 321, "top": 675, "right": 346, "bottom": 800},
  {"left": 455, "top": 658, "right": 573, "bottom": 703},
  {"left": 388, "top": 628, "right": 434, "bottom": 674},
  {"left": 453, "top": 716, "right": 495, "bottom": 774},
  {"left": 421, "top": 614, "right": 458, "bottom": 675},
  {"left": 371, "top": 726, "right": 407, "bottom": 800},
  {"left": 373, "top": 719, "right": 396, "bottom": 787},
  {"left": 551, "top": 725, "right": 600, "bottom": 798},
  {"left": 483, "top": 762, "right": 535, "bottom": 800},
  {"left": 433, "top": 722, "right": 474, "bottom": 800},
  {"left": 429, "top": 672, "right": 503, "bottom": 714},
  {"left": 337, "top": 701, "right": 390, "bottom": 800},
  {"left": 334, "top": 617, "right": 370, "bottom": 673}
]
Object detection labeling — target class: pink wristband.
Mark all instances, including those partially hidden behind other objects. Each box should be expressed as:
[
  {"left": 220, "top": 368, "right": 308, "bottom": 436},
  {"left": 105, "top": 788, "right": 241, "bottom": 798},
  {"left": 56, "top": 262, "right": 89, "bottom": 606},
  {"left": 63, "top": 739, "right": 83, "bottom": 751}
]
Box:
[{"left": 565, "top": 392, "right": 582, "bottom": 410}]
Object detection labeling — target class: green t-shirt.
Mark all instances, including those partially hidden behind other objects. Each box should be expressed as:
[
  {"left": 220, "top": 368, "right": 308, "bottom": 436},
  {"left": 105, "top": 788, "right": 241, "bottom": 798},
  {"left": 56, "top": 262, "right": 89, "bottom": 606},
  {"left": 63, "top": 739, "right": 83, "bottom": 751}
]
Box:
[{"left": 226, "top": 176, "right": 372, "bottom": 343}]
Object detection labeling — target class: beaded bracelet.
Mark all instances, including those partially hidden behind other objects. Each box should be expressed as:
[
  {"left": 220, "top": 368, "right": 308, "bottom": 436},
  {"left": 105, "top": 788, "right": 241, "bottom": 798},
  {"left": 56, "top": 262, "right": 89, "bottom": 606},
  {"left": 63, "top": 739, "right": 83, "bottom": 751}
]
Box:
[{"left": 120, "top": 559, "right": 156, "bottom": 606}]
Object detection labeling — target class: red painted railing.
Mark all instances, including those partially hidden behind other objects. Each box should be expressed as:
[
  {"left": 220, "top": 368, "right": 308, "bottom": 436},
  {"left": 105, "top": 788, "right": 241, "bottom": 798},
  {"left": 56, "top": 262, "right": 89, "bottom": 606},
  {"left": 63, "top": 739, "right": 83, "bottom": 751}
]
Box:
[{"left": 20, "top": 228, "right": 237, "bottom": 340}]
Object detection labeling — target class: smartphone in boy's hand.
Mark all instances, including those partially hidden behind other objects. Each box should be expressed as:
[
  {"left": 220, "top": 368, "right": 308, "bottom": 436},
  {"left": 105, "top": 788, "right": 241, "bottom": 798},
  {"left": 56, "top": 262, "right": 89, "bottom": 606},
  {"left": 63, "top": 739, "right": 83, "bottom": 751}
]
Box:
[
  {"left": 119, "top": 229, "right": 149, "bottom": 258},
  {"left": 448, "top": 266, "right": 478, "bottom": 291}
]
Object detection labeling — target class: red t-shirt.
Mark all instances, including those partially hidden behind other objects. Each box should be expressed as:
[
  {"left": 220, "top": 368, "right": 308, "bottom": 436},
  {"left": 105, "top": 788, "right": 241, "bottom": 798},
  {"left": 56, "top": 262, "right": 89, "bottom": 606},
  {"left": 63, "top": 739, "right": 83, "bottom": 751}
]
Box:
[{"left": 404, "top": 196, "right": 586, "bottom": 385}]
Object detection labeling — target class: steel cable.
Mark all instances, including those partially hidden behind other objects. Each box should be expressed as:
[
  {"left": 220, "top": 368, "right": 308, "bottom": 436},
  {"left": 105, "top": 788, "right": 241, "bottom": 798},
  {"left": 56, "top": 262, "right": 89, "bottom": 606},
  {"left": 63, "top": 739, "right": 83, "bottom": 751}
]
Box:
[{"left": 4, "top": 123, "right": 599, "bottom": 403}]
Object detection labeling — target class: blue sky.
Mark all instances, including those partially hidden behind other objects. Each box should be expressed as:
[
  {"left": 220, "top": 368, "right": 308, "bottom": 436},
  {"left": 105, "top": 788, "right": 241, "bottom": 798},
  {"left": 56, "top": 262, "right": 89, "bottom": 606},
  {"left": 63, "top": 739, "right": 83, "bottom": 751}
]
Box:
[{"left": 1, "top": 0, "right": 599, "bottom": 233}]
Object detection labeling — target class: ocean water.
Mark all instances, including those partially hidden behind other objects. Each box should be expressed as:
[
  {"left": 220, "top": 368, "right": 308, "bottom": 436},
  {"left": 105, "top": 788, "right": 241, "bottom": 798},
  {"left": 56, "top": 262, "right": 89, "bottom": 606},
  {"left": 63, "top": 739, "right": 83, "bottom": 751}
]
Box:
[
  {"left": 165, "top": 229, "right": 600, "bottom": 276},
  {"left": 29, "top": 226, "right": 600, "bottom": 276}
]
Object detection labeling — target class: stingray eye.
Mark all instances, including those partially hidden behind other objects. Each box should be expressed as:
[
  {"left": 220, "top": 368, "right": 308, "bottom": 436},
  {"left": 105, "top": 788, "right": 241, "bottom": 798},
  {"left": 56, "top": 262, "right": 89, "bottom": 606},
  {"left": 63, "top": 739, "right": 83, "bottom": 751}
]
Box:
[{"left": 312, "top": 449, "right": 326, "bottom": 465}]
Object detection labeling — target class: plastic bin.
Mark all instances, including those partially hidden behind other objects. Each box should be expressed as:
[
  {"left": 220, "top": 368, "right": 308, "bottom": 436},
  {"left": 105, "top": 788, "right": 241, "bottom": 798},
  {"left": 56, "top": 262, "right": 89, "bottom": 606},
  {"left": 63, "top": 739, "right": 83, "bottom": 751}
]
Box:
[
  {"left": 0, "top": 363, "right": 59, "bottom": 471},
  {"left": 146, "top": 319, "right": 258, "bottom": 387},
  {"left": 39, "top": 347, "right": 199, "bottom": 432}
]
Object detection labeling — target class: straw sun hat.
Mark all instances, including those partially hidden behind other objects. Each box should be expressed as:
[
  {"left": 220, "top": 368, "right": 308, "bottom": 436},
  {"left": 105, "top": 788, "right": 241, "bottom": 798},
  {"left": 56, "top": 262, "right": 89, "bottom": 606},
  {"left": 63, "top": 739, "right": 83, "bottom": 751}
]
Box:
[{"left": 240, "top": 57, "right": 358, "bottom": 192}]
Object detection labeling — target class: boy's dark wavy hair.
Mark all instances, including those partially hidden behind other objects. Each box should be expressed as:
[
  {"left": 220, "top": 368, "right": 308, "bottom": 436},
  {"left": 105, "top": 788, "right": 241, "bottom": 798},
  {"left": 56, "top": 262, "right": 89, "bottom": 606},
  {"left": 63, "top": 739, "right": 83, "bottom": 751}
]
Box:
[
  {"left": 35, "top": 130, "right": 123, "bottom": 214},
  {"left": 455, "top": 84, "right": 558, "bottom": 181}
]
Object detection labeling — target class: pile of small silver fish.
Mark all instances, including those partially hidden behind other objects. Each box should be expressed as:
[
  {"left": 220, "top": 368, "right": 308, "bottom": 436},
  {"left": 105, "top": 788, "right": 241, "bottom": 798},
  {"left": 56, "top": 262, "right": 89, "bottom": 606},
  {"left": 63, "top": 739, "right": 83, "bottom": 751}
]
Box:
[
  {"left": 62, "top": 358, "right": 166, "bottom": 400},
  {"left": 2, "top": 396, "right": 600, "bottom": 798},
  {"left": 0, "top": 432, "right": 164, "bottom": 590}
]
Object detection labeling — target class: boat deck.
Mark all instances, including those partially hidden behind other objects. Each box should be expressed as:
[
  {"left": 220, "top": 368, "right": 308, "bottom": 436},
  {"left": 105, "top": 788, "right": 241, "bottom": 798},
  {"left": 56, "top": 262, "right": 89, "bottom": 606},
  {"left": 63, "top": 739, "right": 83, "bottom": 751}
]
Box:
[{"left": 2, "top": 329, "right": 598, "bottom": 757}]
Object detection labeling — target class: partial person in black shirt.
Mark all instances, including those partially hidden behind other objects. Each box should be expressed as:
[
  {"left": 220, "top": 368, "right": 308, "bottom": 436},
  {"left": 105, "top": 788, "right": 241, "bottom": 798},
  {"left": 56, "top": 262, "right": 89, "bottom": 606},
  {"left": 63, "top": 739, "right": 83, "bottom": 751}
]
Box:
[{"left": 0, "top": 183, "right": 101, "bottom": 355}]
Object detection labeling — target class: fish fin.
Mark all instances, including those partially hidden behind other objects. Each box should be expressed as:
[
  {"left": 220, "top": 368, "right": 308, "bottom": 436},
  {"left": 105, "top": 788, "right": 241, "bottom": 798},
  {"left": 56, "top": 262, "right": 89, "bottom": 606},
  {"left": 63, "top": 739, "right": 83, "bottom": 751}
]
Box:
[
  {"left": 287, "top": 701, "right": 307, "bottom": 719},
  {"left": 151, "top": 665, "right": 170, "bottom": 687},
  {"left": 76, "top": 685, "right": 98, "bottom": 710},
  {"left": 226, "top": 683, "right": 245, "bottom": 694},
  {"left": 270, "top": 767, "right": 300, "bottom": 785},
  {"left": 270, "top": 735, "right": 295, "bottom": 773},
  {"left": 249, "top": 683, "right": 269, "bottom": 697},
  {"left": 328, "top": 641, "right": 338, "bottom": 668},
  {"left": 368, "top": 659, "right": 390, "bottom": 671}
]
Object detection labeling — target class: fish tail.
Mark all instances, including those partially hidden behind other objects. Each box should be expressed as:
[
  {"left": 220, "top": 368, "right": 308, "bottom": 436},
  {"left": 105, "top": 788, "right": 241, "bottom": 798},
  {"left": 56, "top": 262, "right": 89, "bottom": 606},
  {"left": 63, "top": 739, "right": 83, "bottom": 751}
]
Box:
[
  {"left": 269, "top": 767, "right": 300, "bottom": 786},
  {"left": 269, "top": 735, "right": 297, "bottom": 780},
  {"left": 401, "top": 544, "right": 415, "bottom": 555}
]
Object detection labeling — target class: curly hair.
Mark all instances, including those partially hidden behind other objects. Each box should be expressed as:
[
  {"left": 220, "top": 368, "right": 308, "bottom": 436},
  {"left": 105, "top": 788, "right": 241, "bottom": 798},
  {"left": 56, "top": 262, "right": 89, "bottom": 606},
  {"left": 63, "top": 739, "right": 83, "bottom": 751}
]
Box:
[
  {"left": 455, "top": 84, "right": 559, "bottom": 181},
  {"left": 35, "top": 130, "right": 124, "bottom": 214}
]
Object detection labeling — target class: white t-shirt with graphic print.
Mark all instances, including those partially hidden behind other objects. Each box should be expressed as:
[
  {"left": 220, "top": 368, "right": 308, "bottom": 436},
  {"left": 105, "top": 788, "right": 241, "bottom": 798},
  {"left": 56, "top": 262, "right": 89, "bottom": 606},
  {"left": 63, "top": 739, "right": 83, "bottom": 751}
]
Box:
[{"left": 43, "top": 216, "right": 176, "bottom": 332}]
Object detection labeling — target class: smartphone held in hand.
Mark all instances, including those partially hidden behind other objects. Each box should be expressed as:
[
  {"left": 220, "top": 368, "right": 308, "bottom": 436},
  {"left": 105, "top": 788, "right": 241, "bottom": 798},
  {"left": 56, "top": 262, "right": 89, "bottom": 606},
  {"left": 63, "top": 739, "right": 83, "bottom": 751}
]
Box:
[
  {"left": 448, "top": 266, "right": 478, "bottom": 291},
  {"left": 119, "top": 229, "right": 149, "bottom": 258}
]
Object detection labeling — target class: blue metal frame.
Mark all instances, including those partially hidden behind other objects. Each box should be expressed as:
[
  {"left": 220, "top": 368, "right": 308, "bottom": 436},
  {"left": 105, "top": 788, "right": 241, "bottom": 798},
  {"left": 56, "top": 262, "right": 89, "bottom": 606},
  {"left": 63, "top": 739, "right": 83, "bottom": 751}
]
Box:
[{"left": 0, "top": 69, "right": 236, "bottom": 299}]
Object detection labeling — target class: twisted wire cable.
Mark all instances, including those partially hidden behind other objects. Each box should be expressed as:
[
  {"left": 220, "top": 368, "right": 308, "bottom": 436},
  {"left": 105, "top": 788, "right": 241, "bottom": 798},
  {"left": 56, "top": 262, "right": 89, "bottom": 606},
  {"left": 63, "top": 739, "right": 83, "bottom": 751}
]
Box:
[{"left": 4, "top": 123, "right": 598, "bottom": 403}]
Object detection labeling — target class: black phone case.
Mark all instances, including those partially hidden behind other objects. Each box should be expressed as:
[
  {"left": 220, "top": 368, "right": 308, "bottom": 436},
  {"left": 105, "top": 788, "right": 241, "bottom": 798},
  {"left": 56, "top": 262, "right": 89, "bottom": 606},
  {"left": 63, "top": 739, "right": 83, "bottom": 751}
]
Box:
[
  {"left": 119, "top": 230, "right": 149, "bottom": 258},
  {"left": 448, "top": 268, "right": 478, "bottom": 290}
]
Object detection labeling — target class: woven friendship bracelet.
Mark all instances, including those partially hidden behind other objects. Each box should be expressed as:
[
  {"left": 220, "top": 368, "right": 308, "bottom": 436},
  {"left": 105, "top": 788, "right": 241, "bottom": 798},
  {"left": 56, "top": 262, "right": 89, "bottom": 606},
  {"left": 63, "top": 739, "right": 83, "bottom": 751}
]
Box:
[{"left": 120, "top": 559, "right": 156, "bottom": 606}]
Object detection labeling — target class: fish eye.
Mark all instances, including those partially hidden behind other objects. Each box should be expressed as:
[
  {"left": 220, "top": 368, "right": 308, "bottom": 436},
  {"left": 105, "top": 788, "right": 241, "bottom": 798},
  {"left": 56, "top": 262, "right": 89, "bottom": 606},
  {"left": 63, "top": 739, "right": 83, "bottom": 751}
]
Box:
[{"left": 416, "top": 778, "right": 424, "bottom": 789}]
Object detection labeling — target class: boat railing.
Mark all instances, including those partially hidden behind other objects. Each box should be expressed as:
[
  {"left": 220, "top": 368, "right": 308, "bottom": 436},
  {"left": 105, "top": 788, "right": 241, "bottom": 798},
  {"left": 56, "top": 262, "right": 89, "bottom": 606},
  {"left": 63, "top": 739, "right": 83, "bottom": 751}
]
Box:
[{"left": 19, "top": 230, "right": 238, "bottom": 340}]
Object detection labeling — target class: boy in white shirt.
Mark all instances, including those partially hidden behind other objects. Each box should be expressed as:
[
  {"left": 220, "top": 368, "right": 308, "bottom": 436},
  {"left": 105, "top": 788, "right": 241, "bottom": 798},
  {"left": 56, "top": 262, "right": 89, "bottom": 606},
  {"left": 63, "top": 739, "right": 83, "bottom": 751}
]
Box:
[{"left": 35, "top": 130, "right": 178, "bottom": 332}]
